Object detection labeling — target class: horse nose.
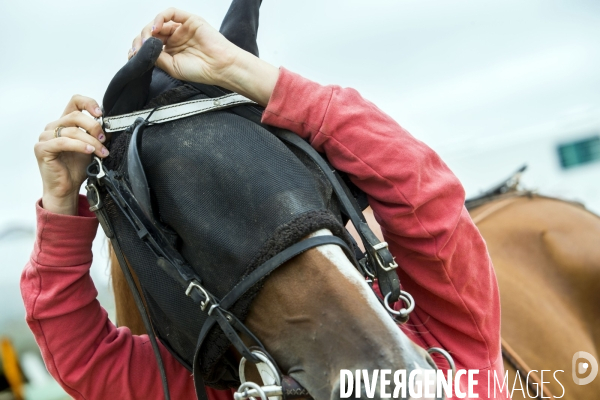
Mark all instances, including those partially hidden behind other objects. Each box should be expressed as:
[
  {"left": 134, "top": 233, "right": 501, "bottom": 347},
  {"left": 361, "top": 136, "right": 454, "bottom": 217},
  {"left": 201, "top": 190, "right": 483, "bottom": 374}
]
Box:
[
  {"left": 403, "top": 346, "right": 446, "bottom": 400},
  {"left": 412, "top": 344, "right": 438, "bottom": 370},
  {"left": 333, "top": 360, "right": 442, "bottom": 399}
]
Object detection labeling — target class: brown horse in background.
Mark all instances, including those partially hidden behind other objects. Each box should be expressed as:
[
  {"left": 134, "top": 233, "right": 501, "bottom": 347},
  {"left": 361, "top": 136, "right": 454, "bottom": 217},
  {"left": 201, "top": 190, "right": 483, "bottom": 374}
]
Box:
[
  {"left": 469, "top": 192, "right": 600, "bottom": 399},
  {"left": 347, "top": 182, "right": 600, "bottom": 399}
]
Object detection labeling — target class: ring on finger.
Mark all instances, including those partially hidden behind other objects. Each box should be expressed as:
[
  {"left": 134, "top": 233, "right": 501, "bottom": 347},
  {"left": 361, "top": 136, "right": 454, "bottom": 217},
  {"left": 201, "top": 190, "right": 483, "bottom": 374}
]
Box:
[{"left": 54, "top": 126, "right": 65, "bottom": 138}]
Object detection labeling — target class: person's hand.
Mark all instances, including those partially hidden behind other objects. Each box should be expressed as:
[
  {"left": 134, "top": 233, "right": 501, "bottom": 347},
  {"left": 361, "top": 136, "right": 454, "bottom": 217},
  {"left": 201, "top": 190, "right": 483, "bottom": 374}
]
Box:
[
  {"left": 130, "top": 8, "right": 240, "bottom": 87},
  {"left": 35, "top": 95, "right": 109, "bottom": 215},
  {"left": 130, "top": 8, "right": 279, "bottom": 106}
]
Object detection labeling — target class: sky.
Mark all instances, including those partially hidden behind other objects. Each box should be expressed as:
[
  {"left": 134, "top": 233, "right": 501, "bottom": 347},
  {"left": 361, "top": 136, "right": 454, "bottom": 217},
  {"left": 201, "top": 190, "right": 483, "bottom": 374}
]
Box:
[{"left": 1, "top": 0, "right": 599, "bottom": 349}]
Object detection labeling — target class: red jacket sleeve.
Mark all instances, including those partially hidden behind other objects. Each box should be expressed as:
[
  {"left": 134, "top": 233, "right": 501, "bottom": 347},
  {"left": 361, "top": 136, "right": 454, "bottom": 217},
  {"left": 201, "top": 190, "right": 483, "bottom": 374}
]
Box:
[
  {"left": 20, "top": 196, "right": 232, "bottom": 400},
  {"left": 262, "top": 68, "right": 503, "bottom": 376}
]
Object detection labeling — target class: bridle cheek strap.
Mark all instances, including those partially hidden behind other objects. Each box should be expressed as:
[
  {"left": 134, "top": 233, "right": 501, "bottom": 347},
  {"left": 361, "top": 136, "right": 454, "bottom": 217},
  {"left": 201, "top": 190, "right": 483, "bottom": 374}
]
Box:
[{"left": 192, "top": 235, "right": 353, "bottom": 399}]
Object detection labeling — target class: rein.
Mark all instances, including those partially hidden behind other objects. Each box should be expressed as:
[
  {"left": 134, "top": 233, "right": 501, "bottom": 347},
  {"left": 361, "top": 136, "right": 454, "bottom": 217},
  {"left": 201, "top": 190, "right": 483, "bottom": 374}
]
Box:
[
  {"left": 501, "top": 339, "right": 555, "bottom": 399},
  {"left": 86, "top": 93, "right": 418, "bottom": 400}
]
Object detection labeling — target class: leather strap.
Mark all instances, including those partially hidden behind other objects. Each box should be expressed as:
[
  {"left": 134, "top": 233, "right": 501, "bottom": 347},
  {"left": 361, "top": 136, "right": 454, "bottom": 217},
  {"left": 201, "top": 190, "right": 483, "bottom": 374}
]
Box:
[
  {"left": 501, "top": 338, "right": 555, "bottom": 399},
  {"left": 192, "top": 235, "right": 351, "bottom": 396},
  {"left": 273, "top": 129, "right": 401, "bottom": 302},
  {"left": 88, "top": 187, "right": 173, "bottom": 400},
  {"left": 222, "top": 235, "right": 351, "bottom": 310},
  {"left": 102, "top": 93, "right": 256, "bottom": 133}
]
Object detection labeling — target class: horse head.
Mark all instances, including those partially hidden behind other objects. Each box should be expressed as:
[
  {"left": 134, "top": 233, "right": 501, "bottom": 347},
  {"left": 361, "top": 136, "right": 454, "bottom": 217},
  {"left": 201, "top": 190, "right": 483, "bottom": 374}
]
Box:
[{"left": 96, "top": 2, "right": 438, "bottom": 399}]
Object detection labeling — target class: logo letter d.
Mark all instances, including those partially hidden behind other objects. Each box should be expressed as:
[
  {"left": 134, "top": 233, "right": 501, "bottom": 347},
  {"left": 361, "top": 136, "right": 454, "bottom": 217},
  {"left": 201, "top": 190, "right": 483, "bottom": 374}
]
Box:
[{"left": 572, "top": 351, "right": 598, "bottom": 385}]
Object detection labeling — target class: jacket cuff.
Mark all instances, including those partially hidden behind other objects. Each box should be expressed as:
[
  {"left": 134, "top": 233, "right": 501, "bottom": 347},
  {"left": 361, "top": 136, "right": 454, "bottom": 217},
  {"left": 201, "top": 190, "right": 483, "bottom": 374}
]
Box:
[{"left": 32, "top": 195, "right": 99, "bottom": 267}]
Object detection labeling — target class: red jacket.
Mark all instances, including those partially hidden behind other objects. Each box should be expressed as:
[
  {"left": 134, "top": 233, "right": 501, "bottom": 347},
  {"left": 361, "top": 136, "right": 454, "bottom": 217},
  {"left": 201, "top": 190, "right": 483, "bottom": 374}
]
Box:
[{"left": 21, "top": 68, "right": 507, "bottom": 399}]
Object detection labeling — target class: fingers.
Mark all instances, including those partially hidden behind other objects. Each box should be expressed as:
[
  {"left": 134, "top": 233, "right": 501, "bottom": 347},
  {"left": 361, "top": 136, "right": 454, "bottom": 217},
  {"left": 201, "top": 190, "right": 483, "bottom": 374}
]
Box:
[
  {"left": 130, "top": 34, "right": 142, "bottom": 59},
  {"left": 45, "top": 110, "right": 105, "bottom": 142},
  {"left": 153, "top": 8, "right": 192, "bottom": 34},
  {"left": 38, "top": 127, "right": 108, "bottom": 158},
  {"left": 62, "top": 94, "right": 102, "bottom": 118},
  {"left": 155, "top": 51, "right": 176, "bottom": 77},
  {"left": 129, "top": 21, "right": 181, "bottom": 59},
  {"left": 35, "top": 135, "right": 97, "bottom": 161},
  {"left": 130, "top": 21, "right": 153, "bottom": 55},
  {"left": 153, "top": 21, "right": 181, "bottom": 41}
]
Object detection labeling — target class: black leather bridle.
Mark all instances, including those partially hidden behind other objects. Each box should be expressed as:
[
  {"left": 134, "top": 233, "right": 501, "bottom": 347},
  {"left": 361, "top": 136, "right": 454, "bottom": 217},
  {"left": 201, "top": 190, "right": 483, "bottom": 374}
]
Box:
[{"left": 85, "top": 97, "right": 411, "bottom": 400}]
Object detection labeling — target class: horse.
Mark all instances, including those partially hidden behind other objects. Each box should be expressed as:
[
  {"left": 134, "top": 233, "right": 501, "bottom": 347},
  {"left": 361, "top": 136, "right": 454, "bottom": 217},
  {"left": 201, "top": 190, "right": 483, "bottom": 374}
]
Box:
[
  {"left": 467, "top": 190, "right": 600, "bottom": 399},
  {"left": 109, "top": 228, "right": 438, "bottom": 400}
]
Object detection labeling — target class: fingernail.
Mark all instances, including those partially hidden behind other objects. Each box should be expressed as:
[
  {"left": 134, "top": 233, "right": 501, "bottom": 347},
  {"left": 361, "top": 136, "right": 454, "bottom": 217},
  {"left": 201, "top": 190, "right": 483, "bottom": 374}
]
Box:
[
  {"left": 151, "top": 25, "right": 155, "bottom": 32},
  {"left": 86, "top": 145, "right": 95, "bottom": 153},
  {"left": 102, "top": 147, "right": 109, "bottom": 156},
  {"left": 142, "top": 38, "right": 147, "bottom": 44},
  {"left": 95, "top": 107, "right": 103, "bottom": 116},
  {"left": 98, "top": 134, "right": 105, "bottom": 142}
]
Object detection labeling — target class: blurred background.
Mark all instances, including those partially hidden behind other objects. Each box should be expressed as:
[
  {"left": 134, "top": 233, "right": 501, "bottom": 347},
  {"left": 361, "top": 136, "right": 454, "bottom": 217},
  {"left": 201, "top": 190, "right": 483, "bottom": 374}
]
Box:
[{"left": 0, "top": 0, "right": 598, "bottom": 398}]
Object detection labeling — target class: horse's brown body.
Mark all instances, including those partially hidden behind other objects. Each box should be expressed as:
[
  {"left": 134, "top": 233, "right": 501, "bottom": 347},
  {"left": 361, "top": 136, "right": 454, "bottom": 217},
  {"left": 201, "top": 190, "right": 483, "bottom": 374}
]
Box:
[{"left": 469, "top": 194, "right": 600, "bottom": 399}]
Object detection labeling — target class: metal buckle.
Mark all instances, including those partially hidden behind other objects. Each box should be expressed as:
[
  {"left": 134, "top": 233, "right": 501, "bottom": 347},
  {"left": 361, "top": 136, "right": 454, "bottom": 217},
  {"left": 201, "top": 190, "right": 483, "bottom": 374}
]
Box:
[
  {"left": 185, "top": 281, "right": 211, "bottom": 311},
  {"left": 372, "top": 242, "right": 389, "bottom": 251},
  {"left": 85, "top": 157, "right": 107, "bottom": 212},
  {"left": 372, "top": 242, "right": 398, "bottom": 271},
  {"left": 91, "top": 156, "right": 106, "bottom": 180},
  {"left": 86, "top": 184, "right": 102, "bottom": 212}
]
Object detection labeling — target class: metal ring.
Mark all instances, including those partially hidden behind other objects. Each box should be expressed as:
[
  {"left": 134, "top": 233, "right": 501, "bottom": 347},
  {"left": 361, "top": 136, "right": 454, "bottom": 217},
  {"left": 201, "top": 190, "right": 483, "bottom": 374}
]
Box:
[
  {"left": 85, "top": 184, "right": 101, "bottom": 212},
  {"left": 427, "top": 347, "right": 456, "bottom": 376},
  {"left": 239, "top": 350, "right": 281, "bottom": 387},
  {"left": 384, "top": 290, "right": 415, "bottom": 320},
  {"left": 235, "top": 381, "right": 268, "bottom": 400},
  {"left": 54, "top": 126, "right": 65, "bottom": 138}
]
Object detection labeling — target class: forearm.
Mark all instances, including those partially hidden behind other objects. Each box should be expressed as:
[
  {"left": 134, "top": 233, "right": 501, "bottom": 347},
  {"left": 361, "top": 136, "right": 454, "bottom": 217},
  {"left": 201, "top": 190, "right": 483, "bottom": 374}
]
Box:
[
  {"left": 21, "top": 197, "right": 196, "bottom": 399},
  {"left": 216, "top": 50, "right": 279, "bottom": 107}
]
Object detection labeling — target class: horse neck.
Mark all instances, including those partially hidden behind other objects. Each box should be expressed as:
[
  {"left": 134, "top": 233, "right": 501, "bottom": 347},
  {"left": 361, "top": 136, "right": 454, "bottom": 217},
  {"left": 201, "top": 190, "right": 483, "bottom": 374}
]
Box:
[
  {"left": 473, "top": 196, "right": 600, "bottom": 350},
  {"left": 539, "top": 201, "right": 600, "bottom": 346}
]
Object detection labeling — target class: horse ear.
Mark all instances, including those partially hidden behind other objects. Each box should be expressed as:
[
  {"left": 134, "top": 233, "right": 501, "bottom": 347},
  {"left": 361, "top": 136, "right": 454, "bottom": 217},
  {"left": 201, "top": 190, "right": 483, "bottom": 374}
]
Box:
[
  {"left": 102, "top": 38, "right": 163, "bottom": 116},
  {"left": 219, "top": 0, "right": 262, "bottom": 57}
]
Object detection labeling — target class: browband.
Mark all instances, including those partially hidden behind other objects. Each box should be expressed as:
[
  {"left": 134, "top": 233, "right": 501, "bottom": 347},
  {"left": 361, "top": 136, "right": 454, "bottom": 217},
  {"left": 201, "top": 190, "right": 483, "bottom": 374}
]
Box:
[{"left": 101, "top": 93, "right": 256, "bottom": 133}]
